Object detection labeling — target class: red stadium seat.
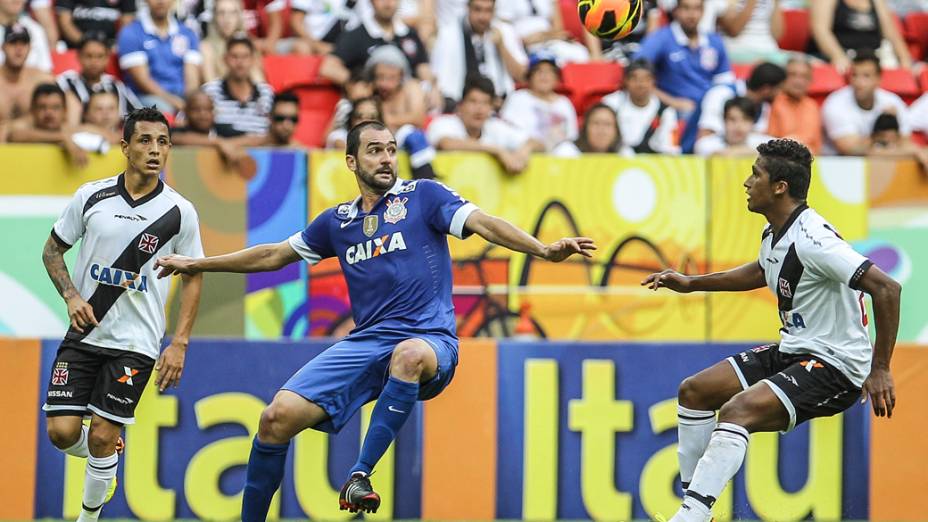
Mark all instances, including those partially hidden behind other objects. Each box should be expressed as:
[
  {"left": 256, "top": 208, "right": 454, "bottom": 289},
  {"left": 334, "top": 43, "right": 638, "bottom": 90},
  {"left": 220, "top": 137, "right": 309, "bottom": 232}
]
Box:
[
  {"left": 905, "top": 12, "right": 928, "bottom": 61},
  {"left": 880, "top": 68, "right": 920, "bottom": 104},
  {"left": 808, "top": 64, "right": 846, "bottom": 105},
  {"left": 257, "top": 0, "right": 295, "bottom": 38},
  {"left": 294, "top": 109, "right": 333, "bottom": 148},
  {"left": 293, "top": 83, "right": 341, "bottom": 112},
  {"left": 560, "top": 0, "right": 586, "bottom": 42},
  {"left": 732, "top": 63, "right": 753, "bottom": 80},
  {"left": 919, "top": 67, "right": 928, "bottom": 91},
  {"left": 51, "top": 50, "right": 79, "bottom": 75},
  {"left": 561, "top": 62, "right": 623, "bottom": 115},
  {"left": 105, "top": 52, "right": 122, "bottom": 79},
  {"left": 263, "top": 54, "right": 323, "bottom": 92},
  {"left": 913, "top": 131, "right": 928, "bottom": 147},
  {"left": 777, "top": 9, "right": 810, "bottom": 52}
]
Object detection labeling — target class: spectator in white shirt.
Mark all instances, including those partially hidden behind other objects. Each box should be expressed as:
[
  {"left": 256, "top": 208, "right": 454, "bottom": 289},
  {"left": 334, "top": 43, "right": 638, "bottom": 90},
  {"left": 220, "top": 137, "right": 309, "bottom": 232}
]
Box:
[
  {"left": 695, "top": 96, "right": 773, "bottom": 155},
  {"left": 0, "top": 0, "right": 51, "bottom": 72},
  {"left": 601, "top": 59, "right": 680, "bottom": 154},
  {"left": 500, "top": 54, "right": 577, "bottom": 152},
  {"left": 821, "top": 50, "right": 912, "bottom": 155},
  {"left": 553, "top": 103, "right": 632, "bottom": 156},
  {"left": 716, "top": 0, "right": 785, "bottom": 64},
  {"left": 494, "top": 0, "right": 593, "bottom": 63},
  {"left": 698, "top": 61, "right": 784, "bottom": 139},
  {"left": 431, "top": 0, "right": 528, "bottom": 104},
  {"left": 427, "top": 75, "right": 543, "bottom": 174},
  {"left": 907, "top": 92, "right": 928, "bottom": 136}
]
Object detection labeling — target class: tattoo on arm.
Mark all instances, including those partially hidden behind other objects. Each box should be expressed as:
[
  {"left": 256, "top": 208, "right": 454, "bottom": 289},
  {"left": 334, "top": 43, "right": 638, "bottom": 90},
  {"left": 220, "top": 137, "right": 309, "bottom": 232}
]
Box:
[{"left": 42, "top": 236, "right": 77, "bottom": 300}]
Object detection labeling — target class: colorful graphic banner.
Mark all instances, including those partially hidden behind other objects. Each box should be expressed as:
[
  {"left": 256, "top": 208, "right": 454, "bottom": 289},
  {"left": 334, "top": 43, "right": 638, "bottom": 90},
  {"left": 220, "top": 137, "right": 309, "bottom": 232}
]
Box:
[{"left": 0, "top": 147, "right": 888, "bottom": 342}]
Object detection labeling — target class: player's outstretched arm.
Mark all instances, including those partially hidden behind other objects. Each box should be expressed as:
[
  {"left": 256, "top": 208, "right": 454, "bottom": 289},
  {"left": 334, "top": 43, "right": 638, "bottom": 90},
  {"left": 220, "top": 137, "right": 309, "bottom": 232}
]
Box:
[
  {"left": 154, "top": 240, "right": 302, "bottom": 278},
  {"left": 463, "top": 210, "right": 596, "bottom": 262},
  {"left": 857, "top": 265, "right": 902, "bottom": 418},
  {"left": 641, "top": 262, "right": 766, "bottom": 293}
]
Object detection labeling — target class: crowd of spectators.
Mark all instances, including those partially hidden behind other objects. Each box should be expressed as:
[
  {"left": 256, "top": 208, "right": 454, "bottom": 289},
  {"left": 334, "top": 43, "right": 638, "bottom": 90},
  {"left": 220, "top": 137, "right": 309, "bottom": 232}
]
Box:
[{"left": 0, "top": 0, "right": 927, "bottom": 174}]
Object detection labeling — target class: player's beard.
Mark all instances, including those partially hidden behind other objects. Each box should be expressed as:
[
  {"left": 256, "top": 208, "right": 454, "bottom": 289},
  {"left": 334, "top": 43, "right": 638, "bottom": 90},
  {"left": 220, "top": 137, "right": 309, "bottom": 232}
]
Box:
[{"left": 357, "top": 164, "right": 397, "bottom": 192}]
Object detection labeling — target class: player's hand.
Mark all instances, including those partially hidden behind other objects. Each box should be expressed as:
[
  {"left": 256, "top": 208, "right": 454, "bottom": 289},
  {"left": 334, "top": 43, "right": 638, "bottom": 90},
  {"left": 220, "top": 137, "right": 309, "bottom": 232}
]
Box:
[
  {"left": 65, "top": 294, "right": 98, "bottom": 333},
  {"left": 154, "top": 254, "right": 197, "bottom": 278},
  {"left": 861, "top": 367, "right": 896, "bottom": 418},
  {"left": 543, "top": 237, "right": 597, "bottom": 262},
  {"left": 155, "top": 341, "right": 186, "bottom": 392},
  {"left": 641, "top": 269, "right": 693, "bottom": 293}
]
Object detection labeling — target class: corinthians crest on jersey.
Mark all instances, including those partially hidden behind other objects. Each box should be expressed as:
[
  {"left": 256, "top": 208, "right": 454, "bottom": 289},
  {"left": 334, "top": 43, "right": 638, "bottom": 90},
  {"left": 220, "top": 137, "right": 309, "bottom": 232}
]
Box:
[{"left": 383, "top": 196, "right": 408, "bottom": 224}]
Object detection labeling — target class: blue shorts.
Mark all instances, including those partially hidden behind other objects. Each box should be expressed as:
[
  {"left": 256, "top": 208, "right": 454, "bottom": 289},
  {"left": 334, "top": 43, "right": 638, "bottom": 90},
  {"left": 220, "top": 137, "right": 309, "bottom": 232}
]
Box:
[{"left": 281, "top": 330, "right": 458, "bottom": 433}]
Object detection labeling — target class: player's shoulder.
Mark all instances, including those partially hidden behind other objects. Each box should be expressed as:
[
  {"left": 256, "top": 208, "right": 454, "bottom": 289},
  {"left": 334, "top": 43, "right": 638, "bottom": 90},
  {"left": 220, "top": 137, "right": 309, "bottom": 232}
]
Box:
[
  {"left": 75, "top": 174, "right": 120, "bottom": 198},
  {"left": 161, "top": 182, "right": 199, "bottom": 215},
  {"left": 793, "top": 208, "right": 844, "bottom": 248}
]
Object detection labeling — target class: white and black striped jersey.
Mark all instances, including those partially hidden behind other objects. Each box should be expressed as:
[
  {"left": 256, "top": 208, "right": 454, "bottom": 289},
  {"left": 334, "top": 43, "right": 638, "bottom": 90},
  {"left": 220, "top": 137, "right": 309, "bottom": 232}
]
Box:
[
  {"left": 758, "top": 205, "right": 874, "bottom": 387},
  {"left": 52, "top": 174, "right": 204, "bottom": 360},
  {"left": 56, "top": 70, "right": 142, "bottom": 117},
  {"left": 201, "top": 78, "right": 274, "bottom": 137}
]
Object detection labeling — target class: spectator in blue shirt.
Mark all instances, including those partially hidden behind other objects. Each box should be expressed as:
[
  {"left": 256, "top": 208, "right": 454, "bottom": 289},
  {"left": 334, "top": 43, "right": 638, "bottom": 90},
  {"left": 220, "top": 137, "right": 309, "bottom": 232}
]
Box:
[
  {"left": 117, "top": 0, "right": 202, "bottom": 114},
  {"left": 636, "top": 0, "right": 733, "bottom": 152}
]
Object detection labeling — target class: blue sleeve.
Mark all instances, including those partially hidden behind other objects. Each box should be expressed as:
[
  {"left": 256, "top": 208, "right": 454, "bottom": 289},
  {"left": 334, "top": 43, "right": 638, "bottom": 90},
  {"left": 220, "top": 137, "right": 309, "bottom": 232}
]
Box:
[
  {"left": 117, "top": 24, "right": 142, "bottom": 59},
  {"left": 418, "top": 180, "right": 479, "bottom": 239},
  {"left": 288, "top": 208, "right": 336, "bottom": 264},
  {"left": 634, "top": 30, "right": 663, "bottom": 66}
]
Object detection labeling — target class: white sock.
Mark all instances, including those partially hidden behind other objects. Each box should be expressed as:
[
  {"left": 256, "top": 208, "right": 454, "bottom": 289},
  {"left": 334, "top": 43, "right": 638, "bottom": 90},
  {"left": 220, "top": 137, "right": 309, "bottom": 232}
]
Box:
[
  {"left": 672, "top": 423, "right": 750, "bottom": 522},
  {"left": 62, "top": 425, "right": 89, "bottom": 458},
  {"left": 677, "top": 405, "right": 716, "bottom": 489},
  {"left": 77, "top": 452, "right": 118, "bottom": 522}
]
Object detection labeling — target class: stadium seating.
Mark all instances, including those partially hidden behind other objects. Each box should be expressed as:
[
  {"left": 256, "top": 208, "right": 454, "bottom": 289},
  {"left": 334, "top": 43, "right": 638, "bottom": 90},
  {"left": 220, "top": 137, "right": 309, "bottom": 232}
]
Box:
[
  {"left": 295, "top": 108, "right": 333, "bottom": 147},
  {"left": 777, "top": 9, "right": 811, "bottom": 52},
  {"left": 560, "top": 62, "right": 624, "bottom": 116},
  {"left": 732, "top": 63, "right": 753, "bottom": 80},
  {"left": 808, "top": 64, "right": 846, "bottom": 105},
  {"left": 919, "top": 67, "right": 928, "bottom": 91},
  {"left": 880, "top": 68, "right": 921, "bottom": 104},
  {"left": 263, "top": 54, "right": 323, "bottom": 92},
  {"left": 291, "top": 83, "right": 340, "bottom": 147},
  {"left": 905, "top": 12, "right": 928, "bottom": 61},
  {"left": 560, "top": 0, "right": 587, "bottom": 43},
  {"left": 51, "top": 50, "right": 79, "bottom": 75}
]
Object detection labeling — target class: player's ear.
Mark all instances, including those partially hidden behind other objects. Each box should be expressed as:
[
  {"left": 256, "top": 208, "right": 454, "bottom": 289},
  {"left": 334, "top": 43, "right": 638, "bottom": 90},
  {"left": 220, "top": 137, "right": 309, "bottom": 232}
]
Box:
[
  {"left": 120, "top": 139, "right": 129, "bottom": 157},
  {"left": 345, "top": 153, "right": 357, "bottom": 173},
  {"left": 773, "top": 179, "right": 789, "bottom": 197}
]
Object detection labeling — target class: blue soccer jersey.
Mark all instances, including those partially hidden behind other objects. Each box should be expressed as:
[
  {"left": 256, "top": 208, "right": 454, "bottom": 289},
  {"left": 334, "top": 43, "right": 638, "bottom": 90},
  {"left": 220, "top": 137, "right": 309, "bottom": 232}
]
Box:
[{"left": 288, "top": 179, "right": 479, "bottom": 337}]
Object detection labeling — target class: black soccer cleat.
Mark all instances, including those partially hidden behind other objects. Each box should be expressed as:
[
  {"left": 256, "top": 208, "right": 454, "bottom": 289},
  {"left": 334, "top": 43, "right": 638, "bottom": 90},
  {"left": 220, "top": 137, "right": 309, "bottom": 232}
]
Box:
[{"left": 339, "top": 472, "right": 381, "bottom": 514}]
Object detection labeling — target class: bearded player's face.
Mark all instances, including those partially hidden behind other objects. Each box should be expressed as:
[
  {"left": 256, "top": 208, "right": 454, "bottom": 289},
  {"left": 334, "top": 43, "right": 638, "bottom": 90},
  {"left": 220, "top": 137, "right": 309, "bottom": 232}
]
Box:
[{"left": 352, "top": 128, "right": 397, "bottom": 192}]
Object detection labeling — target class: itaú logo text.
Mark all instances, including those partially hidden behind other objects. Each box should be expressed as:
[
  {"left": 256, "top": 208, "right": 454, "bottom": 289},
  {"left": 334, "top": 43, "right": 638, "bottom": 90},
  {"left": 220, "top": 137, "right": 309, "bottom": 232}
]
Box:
[
  {"left": 345, "top": 232, "right": 407, "bottom": 265},
  {"left": 90, "top": 263, "right": 149, "bottom": 292}
]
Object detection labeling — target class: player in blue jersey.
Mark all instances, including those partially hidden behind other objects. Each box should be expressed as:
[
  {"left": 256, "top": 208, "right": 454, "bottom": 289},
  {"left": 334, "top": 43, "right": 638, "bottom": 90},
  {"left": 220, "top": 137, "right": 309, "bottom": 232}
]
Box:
[{"left": 154, "top": 120, "right": 596, "bottom": 521}]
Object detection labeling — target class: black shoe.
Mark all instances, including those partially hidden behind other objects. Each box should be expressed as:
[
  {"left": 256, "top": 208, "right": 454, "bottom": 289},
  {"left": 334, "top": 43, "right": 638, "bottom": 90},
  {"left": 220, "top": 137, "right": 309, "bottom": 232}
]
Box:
[{"left": 338, "top": 472, "right": 381, "bottom": 514}]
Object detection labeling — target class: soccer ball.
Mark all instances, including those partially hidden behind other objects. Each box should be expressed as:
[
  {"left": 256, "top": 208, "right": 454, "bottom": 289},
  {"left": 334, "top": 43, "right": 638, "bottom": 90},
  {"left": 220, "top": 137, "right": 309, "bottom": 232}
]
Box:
[{"left": 577, "top": 0, "right": 644, "bottom": 41}]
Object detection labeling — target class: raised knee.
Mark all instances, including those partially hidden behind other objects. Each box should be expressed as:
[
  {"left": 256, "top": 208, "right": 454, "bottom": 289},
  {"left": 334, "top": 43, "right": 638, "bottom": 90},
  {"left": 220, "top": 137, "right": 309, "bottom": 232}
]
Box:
[
  {"left": 678, "top": 376, "right": 709, "bottom": 409},
  {"left": 718, "top": 393, "right": 757, "bottom": 424},
  {"left": 87, "top": 426, "right": 118, "bottom": 455},
  {"left": 258, "top": 402, "right": 295, "bottom": 443},
  {"left": 390, "top": 341, "right": 428, "bottom": 375},
  {"left": 46, "top": 423, "right": 81, "bottom": 449}
]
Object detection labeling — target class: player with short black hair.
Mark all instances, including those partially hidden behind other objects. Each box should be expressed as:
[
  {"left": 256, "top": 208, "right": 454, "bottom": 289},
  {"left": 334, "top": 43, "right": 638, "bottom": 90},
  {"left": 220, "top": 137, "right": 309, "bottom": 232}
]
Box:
[
  {"left": 155, "top": 120, "right": 596, "bottom": 521},
  {"left": 42, "top": 107, "right": 204, "bottom": 522},
  {"left": 643, "top": 138, "right": 901, "bottom": 522}
]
